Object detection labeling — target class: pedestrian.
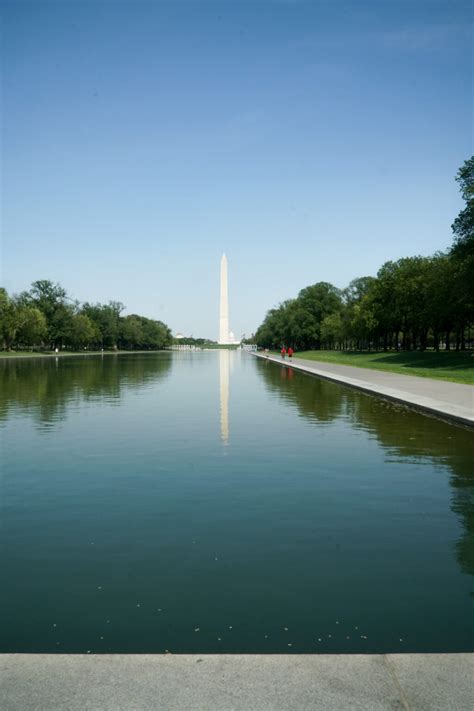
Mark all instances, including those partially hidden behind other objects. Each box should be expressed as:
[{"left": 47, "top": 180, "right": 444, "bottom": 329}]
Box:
[
  {"left": 280, "top": 346, "right": 286, "bottom": 359},
  {"left": 287, "top": 347, "right": 294, "bottom": 359}
]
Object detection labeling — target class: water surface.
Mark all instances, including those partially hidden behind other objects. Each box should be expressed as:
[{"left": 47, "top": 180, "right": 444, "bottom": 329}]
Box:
[{"left": 1, "top": 351, "right": 473, "bottom": 653}]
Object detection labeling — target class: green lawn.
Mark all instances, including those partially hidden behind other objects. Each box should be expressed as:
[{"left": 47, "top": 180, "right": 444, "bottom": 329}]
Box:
[{"left": 292, "top": 350, "right": 474, "bottom": 385}]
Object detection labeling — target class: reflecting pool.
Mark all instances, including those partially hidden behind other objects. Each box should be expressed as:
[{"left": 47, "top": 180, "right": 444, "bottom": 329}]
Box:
[{"left": 1, "top": 351, "right": 473, "bottom": 653}]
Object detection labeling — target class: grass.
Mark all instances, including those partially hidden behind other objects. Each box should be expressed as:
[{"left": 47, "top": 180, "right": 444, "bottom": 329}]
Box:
[{"left": 291, "top": 350, "right": 474, "bottom": 385}]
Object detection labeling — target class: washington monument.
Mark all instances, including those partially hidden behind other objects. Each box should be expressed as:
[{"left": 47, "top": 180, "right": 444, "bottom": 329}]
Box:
[{"left": 218, "top": 253, "right": 238, "bottom": 345}]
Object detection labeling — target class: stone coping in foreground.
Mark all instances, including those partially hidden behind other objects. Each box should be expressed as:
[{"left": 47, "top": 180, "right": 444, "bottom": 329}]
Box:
[
  {"left": 254, "top": 353, "right": 474, "bottom": 427},
  {"left": 1, "top": 653, "right": 473, "bottom": 710}
]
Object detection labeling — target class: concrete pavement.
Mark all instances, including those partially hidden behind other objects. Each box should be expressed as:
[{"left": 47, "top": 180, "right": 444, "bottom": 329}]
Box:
[
  {"left": 254, "top": 353, "right": 474, "bottom": 427},
  {"left": 1, "top": 653, "right": 473, "bottom": 710}
]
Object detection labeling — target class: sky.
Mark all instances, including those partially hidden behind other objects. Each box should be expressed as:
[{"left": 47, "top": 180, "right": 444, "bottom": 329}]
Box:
[{"left": 1, "top": 0, "right": 472, "bottom": 339}]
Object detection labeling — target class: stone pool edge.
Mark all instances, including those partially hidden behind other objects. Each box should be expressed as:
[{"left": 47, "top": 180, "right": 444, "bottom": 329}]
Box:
[
  {"left": 1, "top": 653, "right": 473, "bottom": 710},
  {"left": 252, "top": 352, "right": 474, "bottom": 428}
]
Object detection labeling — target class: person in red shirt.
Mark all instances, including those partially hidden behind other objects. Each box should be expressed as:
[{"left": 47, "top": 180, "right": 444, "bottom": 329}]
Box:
[
  {"left": 287, "top": 347, "right": 294, "bottom": 359},
  {"left": 280, "top": 346, "right": 286, "bottom": 359}
]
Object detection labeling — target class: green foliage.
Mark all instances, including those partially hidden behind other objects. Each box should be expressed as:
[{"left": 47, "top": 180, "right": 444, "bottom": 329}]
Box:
[
  {"left": 0, "top": 288, "right": 16, "bottom": 348},
  {"left": 15, "top": 306, "right": 47, "bottom": 347},
  {"left": 255, "top": 285, "right": 344, "bottom": 350},
  {"left": 450, "top": 157, "right": 474, "bottom": 328},
  {"left": 26, "top": 279, "right": 74, "bottom": 348},
  {"left": 320, "top": 312, "right": 343, "bottom": 347},
  {"left": 81, "top": 301, "right": 124, "bottom": 348},
  {"left": 67, "top": 314, "right": 99, "bottom": 349},
  {"left": 118, "top": 315, "right": 171, "bottom": 350},
  {"left": 0, "top": 283, "right": 172, "bottom": 352},
  {"left": 451, "top": 156, "right": 474, "bottom": 259},
  {"left": 255, "top": 158, "right": 474, "bottom": 353}
]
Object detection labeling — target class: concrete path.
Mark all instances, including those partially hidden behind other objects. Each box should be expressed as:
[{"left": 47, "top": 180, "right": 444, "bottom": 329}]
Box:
[
  {"left": 254, "top": 354, "right": 473, "bottom": 427},
  {"left": 1, "top": 653, "right": 473, "bottom": 710}
]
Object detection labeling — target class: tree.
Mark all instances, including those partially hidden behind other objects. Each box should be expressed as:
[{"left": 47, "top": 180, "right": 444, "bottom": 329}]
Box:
[
  {"left": 254, "top": 284, "right": 343, "bottom": 350},
  {"left": 15, "top": 305, "right": 47, "bottom": 347},
  {"left": 451, "top": 156, "right": 474, "bottom": 259},
  {"left": 67, "top": 314, "right": 98, "bottom": 349},
  {"left": 450, "top": 158, "right": 474, "bottom": 343},
  {"left": 0, "top": 288, "right": 17, "bottom": 349},
  {"left": 351, "top": 296, "right": 378, "bottom": 349},
  {"left": 81, "top": 301, "right": 124, "bottom": 349},
  {"left": 27, "top": 280, "right": 74, "bottom": 348},
  {"left": 342, "top": 277, "right": 377, "bottom": 348},
  {"left": 296, "top": 282, "right": 342, "bottom": 349},
  {"left": 426, "top": 254, "right": 457, "bottom": 350},
  {"left": 320, "top": 312, "right": 343, "bottom": 348},
  {"left": 119, "top": 315, "right": 144, "bottom": 349}
]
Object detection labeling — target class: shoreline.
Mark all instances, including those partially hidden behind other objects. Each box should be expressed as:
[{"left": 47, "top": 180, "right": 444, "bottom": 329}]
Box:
[
  {"left": 254, "top": 352, "right": 474, "bottom": 428},
  {"left": 0, "top": 350, "right": 169, "bottom": 360},
  {"left": 1, "top": 653, "right": 472, "bottom": 710}
]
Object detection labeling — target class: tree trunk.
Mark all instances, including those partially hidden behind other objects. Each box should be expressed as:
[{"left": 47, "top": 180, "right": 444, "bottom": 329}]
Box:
[{"left": 419, "top": 330, "right": 427, "bottom": 351}]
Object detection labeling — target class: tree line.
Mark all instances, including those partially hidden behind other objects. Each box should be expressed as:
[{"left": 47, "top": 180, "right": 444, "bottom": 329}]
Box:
[
  {"left": 0, "top": 280, "right": 172, "bottom": 351},
  {"left": 255, "top": 157, "right": 473, "bottom": 352}
]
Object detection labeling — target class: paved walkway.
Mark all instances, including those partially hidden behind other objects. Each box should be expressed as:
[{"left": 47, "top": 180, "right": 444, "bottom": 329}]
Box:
[
  {"left": 254, "top": 354, "right": 473, "bottom": 427},
  {"left": 1, "top": 653, "right": 473, "bottom": 710}
]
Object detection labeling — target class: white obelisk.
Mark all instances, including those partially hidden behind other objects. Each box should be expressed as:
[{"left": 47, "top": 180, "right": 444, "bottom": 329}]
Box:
[{"left": 219, "top": 253, "right": 230, "bottom": 344}]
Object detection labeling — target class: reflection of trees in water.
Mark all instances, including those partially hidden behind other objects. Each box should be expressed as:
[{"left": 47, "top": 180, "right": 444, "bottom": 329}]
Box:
[
  {"left": 452, "top": 472, "right": 474, "bottom": 587},
  {"left": 256, "top": 359, "right": 474, "bottom": 583},
  {"left": 344, "top": 391, "right": 474, "bottom": 582},
  {"left": 0, "top": 354, "right": 172, "bottom": 427},
  {"left": 257, "top": 359, "right": 344, "bottom": 423}
]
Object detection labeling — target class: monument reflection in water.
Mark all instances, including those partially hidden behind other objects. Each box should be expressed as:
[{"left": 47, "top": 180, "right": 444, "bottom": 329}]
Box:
[
  {"left": 1, "top": 351, "right": 473, "bottom": 654},
  {"left": 219, "top": 349, "right": 231, "bottom": 445}
]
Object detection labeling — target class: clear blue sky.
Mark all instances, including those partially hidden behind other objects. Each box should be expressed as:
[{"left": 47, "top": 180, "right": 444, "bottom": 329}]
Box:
[{"left": 2, "top": 0, "right": 472, "bottom": 339}]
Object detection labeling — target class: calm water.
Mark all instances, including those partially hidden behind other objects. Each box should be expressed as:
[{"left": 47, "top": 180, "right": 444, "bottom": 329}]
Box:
[{"left": 1, "top": 351, "right": 473, "bottom": 654}]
